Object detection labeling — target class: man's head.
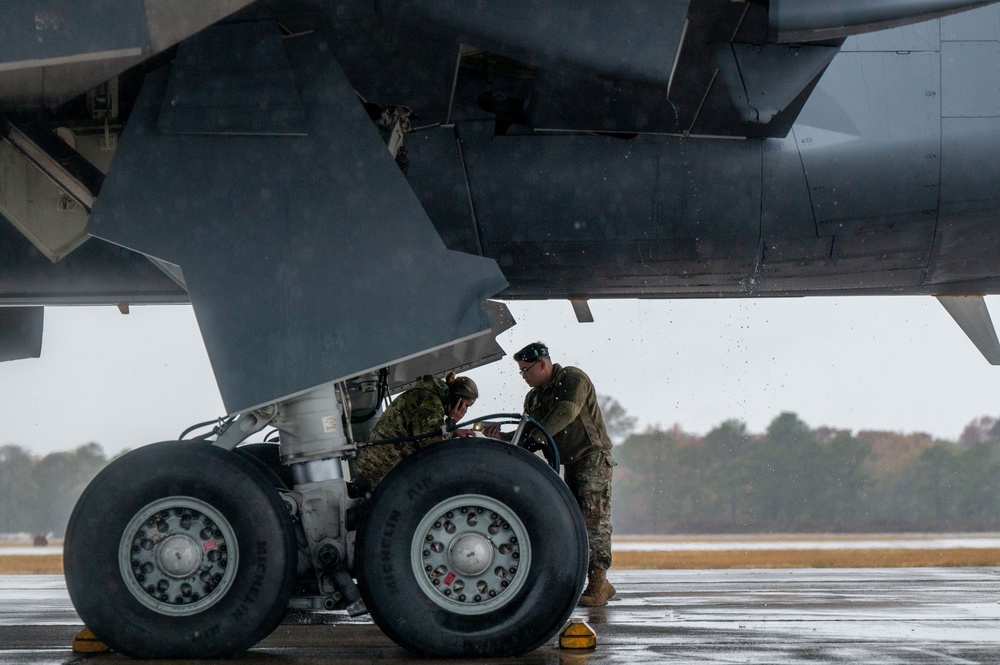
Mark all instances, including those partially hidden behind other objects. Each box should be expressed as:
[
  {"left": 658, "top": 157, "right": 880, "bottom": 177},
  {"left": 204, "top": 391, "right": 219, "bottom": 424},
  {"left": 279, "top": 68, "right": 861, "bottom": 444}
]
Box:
[{"left": 514, "top": 341, "right": 553, "bottom": 388}]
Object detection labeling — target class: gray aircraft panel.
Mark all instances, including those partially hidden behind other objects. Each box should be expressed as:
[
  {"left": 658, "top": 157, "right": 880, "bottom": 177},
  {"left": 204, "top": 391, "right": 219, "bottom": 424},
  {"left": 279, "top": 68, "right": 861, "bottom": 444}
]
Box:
[
  {"left": 382, "top": 1, "right": 690, "bottom": 84},
  {"left": 942, "top": 2, "right": 1000, "bottom": 39},
  {"left": 769, "top": 0, "right": 993, "bottom": 42},
  {"left": 941, "top": 117, "right": 1000, "bottom": 204},
  {"left": 402, "top": 129, "right": 481, "bottom": 257},
  {"left": 87, "top": 24, "right": 507, "bottom": 413},
  {"left": 462, "top": 133, "right": 761, "bottom": 246},
  {"left": 760, "top": 135, "right": 824, "bottom": 265},
  {"left": 930, "top": 204, "right": 1000, "bottom": 283},
  {"left": 932, "top": 117, "right": 1000, "bottom": 283},
  {"left": 796, "top": 50, "right": 940, "bottom": 224},
  {"left": 0, "top": 1, "right": 149, "bottom": 67},
  {"left": 158, "top": 23, "right": 307, "bottom": 136},
  {"left": 840, "top": 20, "right": 941, "bottom": 52},
  {"left": 942, "top": 41, "right": 1000, "bottom": 117}
]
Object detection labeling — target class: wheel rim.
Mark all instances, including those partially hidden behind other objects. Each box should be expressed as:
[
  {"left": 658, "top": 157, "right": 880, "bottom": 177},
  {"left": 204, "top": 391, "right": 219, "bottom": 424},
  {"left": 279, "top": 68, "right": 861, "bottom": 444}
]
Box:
[
  {"left": 410, "top": 494, "right": 531, "bottom": 616},
  {"left": 118, "top": 496, "right": 239, "bottom": 616}
]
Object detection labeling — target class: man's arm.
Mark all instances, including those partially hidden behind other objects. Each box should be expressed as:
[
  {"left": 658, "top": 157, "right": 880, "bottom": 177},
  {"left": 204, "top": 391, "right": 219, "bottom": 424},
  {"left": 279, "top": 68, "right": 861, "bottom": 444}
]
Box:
[{"left": 531, "top": 371, "right": 587, "bottom": 440}]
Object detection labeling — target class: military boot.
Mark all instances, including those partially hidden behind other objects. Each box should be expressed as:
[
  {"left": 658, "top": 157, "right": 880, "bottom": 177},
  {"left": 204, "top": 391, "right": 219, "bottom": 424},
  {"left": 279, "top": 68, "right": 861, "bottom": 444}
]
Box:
[{"left": 578, "top": 568, "right": 616, "bottom": 607}]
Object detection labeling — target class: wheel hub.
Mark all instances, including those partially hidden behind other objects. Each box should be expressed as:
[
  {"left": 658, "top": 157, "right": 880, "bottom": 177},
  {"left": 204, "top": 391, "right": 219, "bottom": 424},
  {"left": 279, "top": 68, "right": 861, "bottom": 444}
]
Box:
[
  {"left": 448, "top": 533, "right": 494, "bottom": 576},
  {"left": 156, "top": 534, "right": 203, "bottom": 578},
  {"left": 118, "top": 496, "right": 239, "bottom": 616},
  {"left": 411, "top": 494, "right": 531, "bottom": 615}
]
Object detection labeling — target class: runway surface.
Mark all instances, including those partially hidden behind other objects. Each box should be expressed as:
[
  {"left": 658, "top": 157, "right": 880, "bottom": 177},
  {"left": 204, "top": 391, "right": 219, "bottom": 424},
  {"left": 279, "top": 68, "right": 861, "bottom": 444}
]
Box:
[{"left": 4, "top": 568, "right": 1000, "bottom": 663}]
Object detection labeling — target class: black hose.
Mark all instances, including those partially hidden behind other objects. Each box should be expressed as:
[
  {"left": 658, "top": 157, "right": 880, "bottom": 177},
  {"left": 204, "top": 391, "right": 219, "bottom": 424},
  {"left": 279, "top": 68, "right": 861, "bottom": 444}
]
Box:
[
  {"left": 178, "top": 417, "right": 233, "bottom": 441},
  {"left": 358, "top": 412, "right": 560, "bottom": 471},
  {"left": 511, "top": 414, "right": 560, "bottom": 471}
]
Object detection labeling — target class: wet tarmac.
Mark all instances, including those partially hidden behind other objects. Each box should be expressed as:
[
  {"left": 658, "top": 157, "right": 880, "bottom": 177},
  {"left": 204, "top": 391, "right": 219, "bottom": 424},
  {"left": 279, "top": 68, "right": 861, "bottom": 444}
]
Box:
[{"left": 5, "top": 568, "right": 1000, "bottom": 663}]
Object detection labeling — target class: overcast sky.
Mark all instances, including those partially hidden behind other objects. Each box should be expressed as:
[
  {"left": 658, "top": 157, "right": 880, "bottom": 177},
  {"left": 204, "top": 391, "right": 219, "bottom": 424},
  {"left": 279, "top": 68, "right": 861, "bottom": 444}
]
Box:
[{"left": 2, "top": 296, "right": 999, "bottom": 458}]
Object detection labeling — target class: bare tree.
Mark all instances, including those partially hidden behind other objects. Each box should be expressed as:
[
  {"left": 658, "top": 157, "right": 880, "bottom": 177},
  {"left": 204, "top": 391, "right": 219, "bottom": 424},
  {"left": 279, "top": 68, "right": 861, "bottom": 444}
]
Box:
[{"left": 597, "top": 395, "right": 638, "bottom": 444}]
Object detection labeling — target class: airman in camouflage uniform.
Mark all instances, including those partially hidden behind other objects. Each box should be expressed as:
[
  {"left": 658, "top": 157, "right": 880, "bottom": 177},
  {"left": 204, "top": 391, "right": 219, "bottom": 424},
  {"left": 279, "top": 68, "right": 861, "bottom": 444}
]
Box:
[
  {"left": 514, "top": 342, "right": 616, "bottom": 607},
  {"left": 355, "top": 373, "right": 478, "bottom": 487}
]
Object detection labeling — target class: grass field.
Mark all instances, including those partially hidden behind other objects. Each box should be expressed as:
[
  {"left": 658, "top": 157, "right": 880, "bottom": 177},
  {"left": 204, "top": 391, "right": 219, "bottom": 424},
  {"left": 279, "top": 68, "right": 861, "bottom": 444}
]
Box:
[{"left": 0, "top": 555, "right": 62, "bottom": 575}]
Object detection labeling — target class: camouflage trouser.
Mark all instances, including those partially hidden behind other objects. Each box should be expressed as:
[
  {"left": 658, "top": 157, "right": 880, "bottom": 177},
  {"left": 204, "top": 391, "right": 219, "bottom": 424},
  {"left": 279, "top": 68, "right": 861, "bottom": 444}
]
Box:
[{"left": 564, "top": 449, "right": 615, "bottom": 571}]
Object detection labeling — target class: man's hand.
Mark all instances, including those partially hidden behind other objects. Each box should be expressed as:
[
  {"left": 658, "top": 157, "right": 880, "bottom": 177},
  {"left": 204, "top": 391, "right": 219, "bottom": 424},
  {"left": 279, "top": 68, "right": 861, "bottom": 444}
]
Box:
[
  {"left": 481, "top": 424, "right": 502, "bottom": 439},
  {"left": 453, "top": 428, "right": 477, "bottom": 438}
]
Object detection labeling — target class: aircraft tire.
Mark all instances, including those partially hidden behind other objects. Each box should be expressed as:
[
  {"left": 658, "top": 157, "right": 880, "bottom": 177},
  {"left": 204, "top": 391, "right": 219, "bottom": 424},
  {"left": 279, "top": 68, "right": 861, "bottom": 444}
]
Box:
[
  {"left": 355, "top": 438, "right": 587, "bottom": 657},
  {"left": 64, "top": 440, "right": 297, "bottom": 659},
  {"left": 235, "top": 442, "right": 295, "bottom": 488}
]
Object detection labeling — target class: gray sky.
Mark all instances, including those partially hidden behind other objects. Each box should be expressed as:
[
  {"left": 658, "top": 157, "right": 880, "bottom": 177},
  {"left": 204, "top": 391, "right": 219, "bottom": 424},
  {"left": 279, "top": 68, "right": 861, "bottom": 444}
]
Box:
[{"left": 3, "top": 296, "right": 1000, "bottom": 457}]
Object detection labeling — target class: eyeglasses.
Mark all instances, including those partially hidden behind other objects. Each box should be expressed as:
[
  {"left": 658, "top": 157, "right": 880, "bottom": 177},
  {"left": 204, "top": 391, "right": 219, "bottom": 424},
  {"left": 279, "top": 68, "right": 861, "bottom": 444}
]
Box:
[{"left": 518, "top": 361, "right": 540, "bottom": 376}]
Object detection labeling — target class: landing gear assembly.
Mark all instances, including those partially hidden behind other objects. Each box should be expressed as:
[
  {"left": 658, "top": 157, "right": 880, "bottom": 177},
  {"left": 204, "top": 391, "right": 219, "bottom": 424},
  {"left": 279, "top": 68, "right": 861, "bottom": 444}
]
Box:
[{"left": 63, "top": 379, "right": 586, "bottom": 659}]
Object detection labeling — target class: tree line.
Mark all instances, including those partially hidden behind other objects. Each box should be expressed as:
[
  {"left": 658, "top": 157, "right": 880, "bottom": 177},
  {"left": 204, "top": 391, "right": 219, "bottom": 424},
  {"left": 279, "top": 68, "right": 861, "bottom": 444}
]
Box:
[
  {"left": 0, "top": 443, "right": 108, "bottom": 538},
  {"left": 5, "top": 408, "right": 1000, "bottom": 537},
  {"left": 612, "top": 412, "right": 1000, "bottom": 533}
]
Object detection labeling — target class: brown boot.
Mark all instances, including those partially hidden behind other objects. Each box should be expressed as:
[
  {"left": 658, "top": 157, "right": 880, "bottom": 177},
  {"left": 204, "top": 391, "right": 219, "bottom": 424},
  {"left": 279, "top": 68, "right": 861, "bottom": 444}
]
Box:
[{"left": 578, "top": 568, "right": 616, "bottom": 607}]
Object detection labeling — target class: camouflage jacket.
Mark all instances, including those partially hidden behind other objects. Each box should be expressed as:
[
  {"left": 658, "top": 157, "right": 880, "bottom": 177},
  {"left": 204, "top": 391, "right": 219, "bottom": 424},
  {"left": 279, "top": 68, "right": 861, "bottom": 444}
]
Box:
[
  {"left": 523, "top": 364, "right": 612, "bottom": 464},
  {"left": 370, "top": 375, "right": 453, "bottom": 444},
  {"left": 356, "top": 375, "right": 455, "bottom": 485}
]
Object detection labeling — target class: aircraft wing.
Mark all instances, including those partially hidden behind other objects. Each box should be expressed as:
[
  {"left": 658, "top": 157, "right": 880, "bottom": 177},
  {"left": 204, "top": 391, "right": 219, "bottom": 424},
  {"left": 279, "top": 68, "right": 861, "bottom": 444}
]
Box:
[{"left": 3, "top": 0, "right": 1000, "bottom": 399}]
